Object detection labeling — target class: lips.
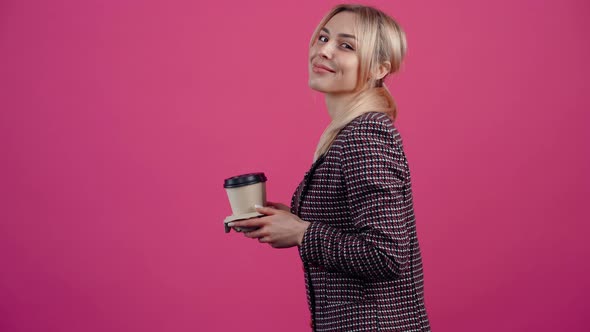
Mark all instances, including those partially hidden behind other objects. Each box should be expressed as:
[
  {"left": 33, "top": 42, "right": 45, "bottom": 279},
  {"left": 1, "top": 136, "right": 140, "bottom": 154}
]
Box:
[{"left": 312, "top": 62, "right": 335, "bottom": 73}]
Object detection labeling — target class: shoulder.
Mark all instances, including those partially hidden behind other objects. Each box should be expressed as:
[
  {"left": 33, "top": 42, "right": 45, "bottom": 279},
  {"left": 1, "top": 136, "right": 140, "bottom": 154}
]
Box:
[
  {"left": 339, "top": 112, "right": 403, "bottom": 148},
  {"left": 336, "top": 112, "right": 410, "bottom": 179}
]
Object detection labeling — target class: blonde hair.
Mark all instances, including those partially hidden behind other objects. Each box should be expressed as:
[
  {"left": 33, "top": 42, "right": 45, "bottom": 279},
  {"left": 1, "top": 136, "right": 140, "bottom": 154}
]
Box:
[{"left": 311, "top": 4, "right": 407, "bottom": 162}]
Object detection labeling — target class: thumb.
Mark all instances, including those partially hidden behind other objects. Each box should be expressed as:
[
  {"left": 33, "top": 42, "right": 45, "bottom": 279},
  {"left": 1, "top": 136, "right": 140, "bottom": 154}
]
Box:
[{"left": 255, "top": 204, "right": 278, "bottom": 215}]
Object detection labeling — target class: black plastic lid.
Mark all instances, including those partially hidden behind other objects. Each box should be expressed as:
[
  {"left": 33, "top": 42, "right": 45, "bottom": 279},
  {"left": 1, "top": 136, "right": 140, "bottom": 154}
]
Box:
[{"left": 224, "top": 172, "right": 267, "bottom": 188}]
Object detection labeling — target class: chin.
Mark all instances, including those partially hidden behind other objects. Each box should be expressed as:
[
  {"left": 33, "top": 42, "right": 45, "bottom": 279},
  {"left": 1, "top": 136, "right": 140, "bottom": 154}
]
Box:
[{"left": 308, "top": 80, "right": 327, "bottom": 93}]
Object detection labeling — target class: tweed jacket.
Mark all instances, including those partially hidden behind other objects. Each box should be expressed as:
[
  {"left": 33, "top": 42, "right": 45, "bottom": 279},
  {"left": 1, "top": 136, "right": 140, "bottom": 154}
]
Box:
[{"left": 290, "top": 112, "right": 430, "bottom": 331}]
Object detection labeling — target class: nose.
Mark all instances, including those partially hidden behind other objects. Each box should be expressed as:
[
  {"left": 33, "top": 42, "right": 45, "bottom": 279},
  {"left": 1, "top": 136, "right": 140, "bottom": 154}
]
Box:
[{"left": 317, "top": 41, "right": 334, "bottom": 59}]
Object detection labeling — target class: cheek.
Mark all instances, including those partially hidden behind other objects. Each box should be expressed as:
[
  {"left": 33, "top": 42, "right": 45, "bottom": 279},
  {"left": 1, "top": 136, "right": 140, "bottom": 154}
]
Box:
[
  {"left": 344, "top": 62, "right": 359, "bottom": 80},
  {"left": 308, "top": 45, "right": 319, "bottom": 59}
]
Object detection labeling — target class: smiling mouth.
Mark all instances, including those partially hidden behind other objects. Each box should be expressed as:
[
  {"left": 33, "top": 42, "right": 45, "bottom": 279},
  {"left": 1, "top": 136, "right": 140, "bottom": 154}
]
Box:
[{"left": 312, "top": 65, "right": 335, "bottom": 74}]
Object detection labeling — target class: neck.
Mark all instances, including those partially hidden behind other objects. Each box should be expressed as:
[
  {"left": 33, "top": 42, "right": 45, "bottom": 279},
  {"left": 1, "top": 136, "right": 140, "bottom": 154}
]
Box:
[{"left": 324, "top": 92, "right": 358, "bottom": 120}]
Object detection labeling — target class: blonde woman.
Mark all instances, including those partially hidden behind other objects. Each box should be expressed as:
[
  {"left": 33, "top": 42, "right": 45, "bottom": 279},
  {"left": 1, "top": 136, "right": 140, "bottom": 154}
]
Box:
[{"left": 228, "top": 4, "right": 431, "bottom": 331}]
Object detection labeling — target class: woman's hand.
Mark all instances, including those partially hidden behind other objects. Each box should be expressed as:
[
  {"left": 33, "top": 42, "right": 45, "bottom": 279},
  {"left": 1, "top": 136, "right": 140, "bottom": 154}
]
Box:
[
  {"left": 228, "top": 205, "right": 310, "bottom": 248},
  {"left": 265, "top": 201, "right": 291, "bottom": 212}
]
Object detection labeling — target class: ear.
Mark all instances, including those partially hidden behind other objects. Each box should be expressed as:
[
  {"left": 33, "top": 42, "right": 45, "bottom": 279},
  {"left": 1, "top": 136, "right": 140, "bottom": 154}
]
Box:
[{"left": 374, "top": 61, "right": 391, "bottom": 80}]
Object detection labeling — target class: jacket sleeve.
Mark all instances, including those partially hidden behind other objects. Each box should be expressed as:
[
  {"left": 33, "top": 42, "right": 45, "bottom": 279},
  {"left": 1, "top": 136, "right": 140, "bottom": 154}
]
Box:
[{"left": 298, "top": 118, "right": 411, "bottom": 282}]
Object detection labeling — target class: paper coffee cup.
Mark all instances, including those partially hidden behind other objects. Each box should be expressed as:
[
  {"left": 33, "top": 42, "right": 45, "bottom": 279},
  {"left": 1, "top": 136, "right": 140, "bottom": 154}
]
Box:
[{"left": 223, "top": 173, "right": 267, "bottom": 232}]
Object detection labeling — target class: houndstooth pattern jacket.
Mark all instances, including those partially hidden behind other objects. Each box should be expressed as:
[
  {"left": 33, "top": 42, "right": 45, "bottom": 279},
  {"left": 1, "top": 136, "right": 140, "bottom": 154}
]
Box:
[{"left": 290, "top": 112, "right": 431, "bottom": 331}]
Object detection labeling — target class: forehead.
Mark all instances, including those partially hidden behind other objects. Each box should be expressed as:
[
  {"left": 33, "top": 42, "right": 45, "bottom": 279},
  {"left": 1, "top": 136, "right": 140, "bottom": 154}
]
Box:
[{"left": 323, "top": 11, "right": 357, "bottom": 35}]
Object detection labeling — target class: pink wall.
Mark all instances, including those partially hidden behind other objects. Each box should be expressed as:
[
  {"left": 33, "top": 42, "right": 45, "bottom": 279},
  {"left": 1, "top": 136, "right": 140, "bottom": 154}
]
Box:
[{"left": 1, "top": 0, "right": 589, "bottom": 331}]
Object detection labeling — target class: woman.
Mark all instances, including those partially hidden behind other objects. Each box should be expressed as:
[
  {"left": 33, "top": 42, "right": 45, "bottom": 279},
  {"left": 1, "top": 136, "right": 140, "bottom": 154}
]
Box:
[{"left": 228, "top": 4, "right": 431, "bottom": 331}]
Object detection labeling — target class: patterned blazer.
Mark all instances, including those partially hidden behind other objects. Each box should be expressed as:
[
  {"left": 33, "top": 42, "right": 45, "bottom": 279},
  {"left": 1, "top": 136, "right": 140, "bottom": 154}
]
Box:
[{"left": 290, "top": 112, "right": 431, "bottom": 331}]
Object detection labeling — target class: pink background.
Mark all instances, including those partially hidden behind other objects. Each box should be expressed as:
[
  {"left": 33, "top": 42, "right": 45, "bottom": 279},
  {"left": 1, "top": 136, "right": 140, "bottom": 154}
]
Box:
[{"left": 1, "top": 0, "right": 589, "bottom": 331}]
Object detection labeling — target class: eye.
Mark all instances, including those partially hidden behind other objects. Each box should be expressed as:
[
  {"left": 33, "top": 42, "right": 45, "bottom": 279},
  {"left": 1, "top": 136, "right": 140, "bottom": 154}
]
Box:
[
  {"left": 318, "top": 35, "right": 328, "bottom": 43},
  {"left": 341, "top": 43, "right": 354, "bottom": 51}
]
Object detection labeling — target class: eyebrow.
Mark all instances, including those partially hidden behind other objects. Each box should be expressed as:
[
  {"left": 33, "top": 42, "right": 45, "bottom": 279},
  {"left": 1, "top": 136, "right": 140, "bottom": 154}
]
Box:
[{"left": 321, "top": 27, "right": 356, "bottom": 40}]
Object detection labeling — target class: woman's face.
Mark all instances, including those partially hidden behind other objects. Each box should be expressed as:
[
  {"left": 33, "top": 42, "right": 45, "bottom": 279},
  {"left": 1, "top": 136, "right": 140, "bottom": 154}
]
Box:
[{"left": 308, "top": 11, "right": 359, "bottom": 94}]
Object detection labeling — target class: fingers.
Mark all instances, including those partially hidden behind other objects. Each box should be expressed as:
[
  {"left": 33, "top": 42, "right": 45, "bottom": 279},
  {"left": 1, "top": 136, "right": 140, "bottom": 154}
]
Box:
[
  {"left": 228, "top": 217, "right": 268, "bottom": 229},
  {"left": 241, "top": 220, "right": 272, "bottom": 239},
  {"left": 243, "top": 228, "right": 267, "bottom": 239},
  {"left": 241, "top": 227, "right": 273, "bottom": 246},
  {"left": 255, "top": 205, "right": 279, "bottom": 216},
  {"left": 266, "top": 201, "right": 291, "bottom": 211},
  {"left": 266, "top": 201, "right": 284, "bottom": 208}
]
